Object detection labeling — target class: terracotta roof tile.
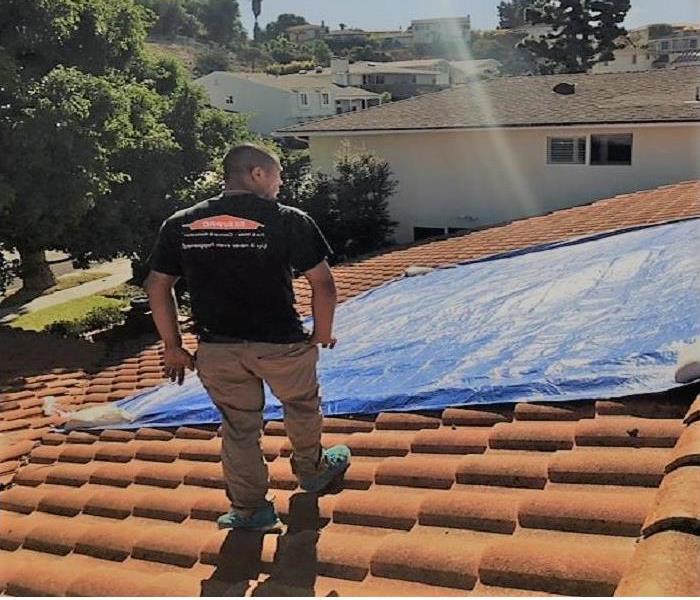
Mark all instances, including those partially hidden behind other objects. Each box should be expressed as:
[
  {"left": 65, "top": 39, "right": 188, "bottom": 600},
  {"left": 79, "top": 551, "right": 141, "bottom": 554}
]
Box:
[
  {"left": 457, "top": 453, "right": 550, "bottom": 488},
  {"left": 418, "top": 489, "right": 519, "bottom": 534},
  {"left": 514, "top": 401, "right": 594, "bottom": 421},
  {"left": 132, "top": 523, "right": 205, "bottom": 567},
  {"left": 333, "top": 488, "right": 426, "bottom": 530},
  {"left": 685, "top": 394, "right": 700, "bottom": 425},
  {"left": 411, "top": 426, "right": 490, "bottom": 454},
  {"left": 642, "top": 466, "right": 700, "bottom": 536},
  {"left": 90, "top": 460, "right": 139, "bottom": 487},
  {"left": 370, "top": 530, "right": 486, "bottom": 589},
  {"left": 574, "top": 417, "right": 683, "bottom": 448},
  {"left": 548, "top": 448, "right": 670, "bottom": 486},
  {"left": 183, "top": 460, "right": 225, "bottom": 488},
  {"left": 0, "top": 182, "right": 698, "bottom": 596},
  {"left": 345, "top": 430, "right": 413, "bottom": 456},
  {"left": 519, "top": 489, "right": 652, "bottom": 537},
  {"left": 442, "top": 406, "right": 513, "bottom": 427},
  {"left": 316, "top": 528, "right": 384, "bottom": 581},
  {"left": 375, "top": 454, "right": 460, "bottom": 489},
  {"left": 665, "top": 419, "right": 700, "bottom": 472},
  {"left": 375, "top": 412, "right": 441, "bottom": 430},
  {"left": 615, "top": 530, "right": 700, "bottom": 596},
  {"left": 489, "top": 421, "right": 576, "bottom": 451},
  {"left": 479, "top": 534, "right": 634, "bottom": 596}
]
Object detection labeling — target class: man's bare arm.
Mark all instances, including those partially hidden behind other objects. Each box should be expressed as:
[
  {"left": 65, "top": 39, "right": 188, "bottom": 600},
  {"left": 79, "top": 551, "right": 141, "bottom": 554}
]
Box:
[
  {"left": 143, "top": 271, "right": 193, "bottom": 383},
  {"left": 304, "top": 260, "right": 337, "bottom": 348}
]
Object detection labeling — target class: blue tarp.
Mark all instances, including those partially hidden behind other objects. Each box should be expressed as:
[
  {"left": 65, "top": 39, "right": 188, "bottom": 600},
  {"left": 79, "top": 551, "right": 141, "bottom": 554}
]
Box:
[{"left": 81, "top": 219, "right": 700, "bottom": 429}]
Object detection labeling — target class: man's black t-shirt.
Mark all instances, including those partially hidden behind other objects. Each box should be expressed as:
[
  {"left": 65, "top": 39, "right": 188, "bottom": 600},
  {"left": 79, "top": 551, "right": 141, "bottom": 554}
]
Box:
[{"left": 148, "top": 192, "right": 332, "bottom": 343}]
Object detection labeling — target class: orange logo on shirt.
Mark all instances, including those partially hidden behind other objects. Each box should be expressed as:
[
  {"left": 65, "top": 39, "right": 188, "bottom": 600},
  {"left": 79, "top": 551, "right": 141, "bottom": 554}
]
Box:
[{"left": 185, "top": 215, "right": 264, "bottom": 231}]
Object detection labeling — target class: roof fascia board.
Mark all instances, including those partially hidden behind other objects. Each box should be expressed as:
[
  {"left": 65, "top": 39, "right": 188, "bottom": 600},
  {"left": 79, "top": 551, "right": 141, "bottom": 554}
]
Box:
[{"left": 277, "top": 121, "right": 700, "bottom": 137}]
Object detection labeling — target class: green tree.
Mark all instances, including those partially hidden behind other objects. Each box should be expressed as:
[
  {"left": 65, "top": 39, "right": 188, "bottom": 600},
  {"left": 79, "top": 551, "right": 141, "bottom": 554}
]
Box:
[
  {"left": 471, "top": 30, "right": 538, "bottom": 75},
  {"left": 280, "top": 149, "right": 397, "bottom": 261},
  {"left": 0, "top": 0, "right": 252, "bottom": 291},
  {"left": 265, "top": 35, "right": 309, "bottom": 64},
  {"left": 520, "top": 0, "right": 631, "bottom": 73},
  {"left": 261, "top": 13, "right": 307, "bottom": 43},
  {"left": 497, "top": 0, "right": 540, "bottom": 29},
  {"left": 238, "top": 44, "right": 272, "bottom": 70},
  {"left": 194, "top": 46, "right": 232, "bottom": 75},
  {"left": 307, "top": 40, "right": 332, "bottom": 66},
  {"left": 198, "top": 0, "right": 247, "bottom": 48}
]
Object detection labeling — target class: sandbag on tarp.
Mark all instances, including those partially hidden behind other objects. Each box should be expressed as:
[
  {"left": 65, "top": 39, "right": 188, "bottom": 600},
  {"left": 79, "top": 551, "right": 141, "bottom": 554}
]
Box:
[{"left": 68, "top": 218, "right": 700, "bottom": 430}]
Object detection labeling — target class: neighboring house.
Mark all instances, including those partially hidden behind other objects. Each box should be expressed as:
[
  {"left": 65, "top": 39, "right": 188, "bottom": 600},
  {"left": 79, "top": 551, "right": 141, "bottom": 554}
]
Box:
[
  {"left": 194, "top": 71, "right": 381, "bottom": 135},
  {"left": 449, "top": 59, "right": 502, "bottom": 83},
  {"left": 330, "top": 57, "right": 450, "bottom": 100},
  {"left": 592, "top": 23, "right": 700, "bottom": 73},
  {"left": 367, "top": 29, "right": 413, "bottom": 48},
  {"left": 285, "top": 23, "right": 328, "bottom": 45},
  {"left": 278, "top": 67, "right": 700, "bottom": 243},
  {"left": 409, "top": 16, "right": 471, "bottom": 47},
  {"left": 322, "top": 28, "right": 370, "bottom": 45}
]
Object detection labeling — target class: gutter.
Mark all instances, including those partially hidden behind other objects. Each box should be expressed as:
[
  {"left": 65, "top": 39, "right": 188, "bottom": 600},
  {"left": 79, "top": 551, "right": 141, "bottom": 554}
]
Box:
[{"left": 274, "top": 120, "right": 700, "bottom": 138}]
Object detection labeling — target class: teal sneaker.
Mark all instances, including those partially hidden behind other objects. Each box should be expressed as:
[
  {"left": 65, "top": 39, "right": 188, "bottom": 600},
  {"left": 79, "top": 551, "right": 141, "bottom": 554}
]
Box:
[
  {"left": 216, "top": 501, "right": 284, "bottom": 532},
  {"left": 299, "top": 445, "right": 351, "bottom": 493}
]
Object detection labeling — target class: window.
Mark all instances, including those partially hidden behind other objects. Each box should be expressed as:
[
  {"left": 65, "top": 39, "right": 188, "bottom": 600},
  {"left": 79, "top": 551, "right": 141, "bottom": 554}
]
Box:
[
  {"left": 225, "top": 95, "right": 234, "bottom": 105},
  {"left": 321, "top": 92, "right": 329, "bottom": 105},
  {"left": 631, "top": 54, "right": 637, "bottom": 64},
  {"left": 690, "top": 38, "right": 698, "bottom": 49},
  {"left": 376, "top": 75, "right": 385, "bottom": 84},
  {"left": 660, "top": 40, "right": 670, "bottom": 50},
  {"left": 547, "top": 137, "right": 586, "bottom": 164},
  {"left": 299, "top": 92, "right": 309, "bottom": 106},
  {"left": 590, "top": 134, "right": 632, "bottom": 166}
]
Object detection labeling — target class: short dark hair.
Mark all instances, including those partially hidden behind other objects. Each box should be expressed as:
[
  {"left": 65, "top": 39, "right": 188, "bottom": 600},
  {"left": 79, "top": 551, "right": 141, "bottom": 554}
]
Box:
[{"left": 223, "top": 143, "right": 280, "bottom": 181}]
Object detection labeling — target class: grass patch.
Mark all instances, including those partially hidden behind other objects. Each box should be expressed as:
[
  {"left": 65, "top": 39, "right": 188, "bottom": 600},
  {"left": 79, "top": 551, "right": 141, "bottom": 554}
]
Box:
[
  {"left": 10, "top": 294, "right": 128, "bottom": 332},
  {"left": 49, "top": 271, "right": 111, "bottom": 292}
]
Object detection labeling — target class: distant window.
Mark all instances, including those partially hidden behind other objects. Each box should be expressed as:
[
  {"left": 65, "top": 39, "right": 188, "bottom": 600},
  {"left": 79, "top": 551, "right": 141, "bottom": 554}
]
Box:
[
  {"left": 321, "top": 93, "right": 330, "bottom": 105},
  {"left": 690, "top": 38, "right": 698, "bottom": 49},
  {"left": 646, "top": 53, "right": 650, "bottom": 60},
  {"left": 660, "top": 40, "right": 670, "bottom": 50},
  {"left": 590, "top": 134, "right": 632, "bottom": 166},
  {"left": 547, "top": 137, "right": 586, "bottom": 164},
  {"left": 414, "top": 226, "right": 446, "bottom": 241},
  {"left": 631, "top": 54, "right": 637, "bottom": 64},
  {"left": 299, "top": 92, "right": 309, "bottom": 106},
  {"left": 376, "top": 75, "right": 385, "bottom": 84},
  {"left": 225, "top": 95, "right": 234, "bottom": 105}
]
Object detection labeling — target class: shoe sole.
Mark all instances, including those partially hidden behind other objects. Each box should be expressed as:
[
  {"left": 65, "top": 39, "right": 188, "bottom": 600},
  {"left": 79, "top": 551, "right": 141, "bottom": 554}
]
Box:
[{"left": 217, "top": 519, "right": 285, "bottom": 534}]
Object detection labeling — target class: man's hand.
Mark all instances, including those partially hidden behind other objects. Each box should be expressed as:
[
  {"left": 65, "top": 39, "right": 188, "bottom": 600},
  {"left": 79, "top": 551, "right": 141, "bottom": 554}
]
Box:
[
  {"left": 309, "top": 332, "right": 337, "bottom": 349},
  {"left": 163, "top": 346, "right": 195, "bottom": 385}
]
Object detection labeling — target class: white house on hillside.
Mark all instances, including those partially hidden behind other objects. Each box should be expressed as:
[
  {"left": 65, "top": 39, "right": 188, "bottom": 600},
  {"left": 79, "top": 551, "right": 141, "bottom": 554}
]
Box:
[
  {"left": 278, "top": 67, "right": 700, "bottom": 243},
  {"left": 592, "top": 24, "right": 700, "bottom": 73},
  {"left": 194, "top": 71, "right": 381, "bottom": 135}
]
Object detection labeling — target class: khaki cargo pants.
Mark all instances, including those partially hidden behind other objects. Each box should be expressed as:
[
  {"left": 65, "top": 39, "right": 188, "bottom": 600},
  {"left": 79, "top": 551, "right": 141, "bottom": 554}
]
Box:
[{"left": 195, "top": 340, "right": 323, "bottom": 510}]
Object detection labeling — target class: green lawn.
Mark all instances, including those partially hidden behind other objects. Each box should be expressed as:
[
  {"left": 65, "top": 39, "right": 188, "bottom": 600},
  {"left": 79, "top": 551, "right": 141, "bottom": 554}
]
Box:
[
  {"left": 50, "top": 271, "right": 111, "bottom": 292},
  {"left": 10, "top": 294, "right": 128, "bottom": 332}
]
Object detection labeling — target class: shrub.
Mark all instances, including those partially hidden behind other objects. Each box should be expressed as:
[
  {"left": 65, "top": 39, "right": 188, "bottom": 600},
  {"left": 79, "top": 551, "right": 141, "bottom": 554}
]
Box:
[{"left": 45, "top": 305, "right": 127, "bottom": 338}]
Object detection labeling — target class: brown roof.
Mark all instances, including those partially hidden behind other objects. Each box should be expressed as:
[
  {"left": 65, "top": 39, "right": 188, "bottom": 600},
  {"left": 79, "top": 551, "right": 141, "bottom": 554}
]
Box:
[
  {"left": 1, "top": 180, "right": 699, "bottom": 596},
  {"left": 280, "top": 66, "right": 700, "bottom": 133}
]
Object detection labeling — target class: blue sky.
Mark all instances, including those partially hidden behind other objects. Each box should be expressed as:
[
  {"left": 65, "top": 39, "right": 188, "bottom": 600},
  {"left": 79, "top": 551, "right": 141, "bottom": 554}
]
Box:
[{"left": 240, "top": 0, "right": 700, "bottom": 34}]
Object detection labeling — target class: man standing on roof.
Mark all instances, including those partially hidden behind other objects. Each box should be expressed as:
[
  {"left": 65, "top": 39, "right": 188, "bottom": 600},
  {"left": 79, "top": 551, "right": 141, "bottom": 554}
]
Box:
[{"left": 143, "top": 143, "right": 351, "bottom": 533}]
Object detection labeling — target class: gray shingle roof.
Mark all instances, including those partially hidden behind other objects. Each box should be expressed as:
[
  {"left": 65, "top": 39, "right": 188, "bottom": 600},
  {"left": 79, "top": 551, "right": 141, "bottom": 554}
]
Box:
[{"left": 279, "top": 67, "right": 700, "bottom": 134}]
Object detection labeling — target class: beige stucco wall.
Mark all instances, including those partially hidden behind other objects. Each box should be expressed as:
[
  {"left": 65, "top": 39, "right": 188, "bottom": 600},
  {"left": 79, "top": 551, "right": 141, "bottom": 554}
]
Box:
[{"left": 308, "top": 125, "right": 700, "bottom": 242}]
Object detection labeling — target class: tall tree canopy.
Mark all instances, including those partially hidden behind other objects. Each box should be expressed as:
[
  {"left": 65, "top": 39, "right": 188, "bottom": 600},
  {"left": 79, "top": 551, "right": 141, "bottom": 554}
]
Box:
[
  {"left": 497, "top": 0, "right": 541, "bottom": 29},
  {"left": 519, "top": 0, "right": 630, "bottom": 73},
  {"left": 0, "top": 0, "right": 252, "bottom": 291}
]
